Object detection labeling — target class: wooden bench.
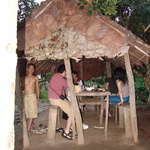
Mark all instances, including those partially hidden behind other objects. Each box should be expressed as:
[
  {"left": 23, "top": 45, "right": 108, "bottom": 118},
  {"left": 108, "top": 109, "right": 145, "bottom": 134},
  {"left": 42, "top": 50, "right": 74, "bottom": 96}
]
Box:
[
  {"left": 118, "top": 102, "right": 133, "bottom": 138},
  {"left": 47, "top": 105, "right": 61, "bottom": 141}
]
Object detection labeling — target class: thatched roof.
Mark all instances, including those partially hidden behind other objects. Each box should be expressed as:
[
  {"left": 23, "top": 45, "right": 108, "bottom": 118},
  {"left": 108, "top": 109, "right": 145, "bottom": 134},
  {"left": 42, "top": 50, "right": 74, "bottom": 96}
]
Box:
[{"left": 18, "top": 0, "right": 149, "bottom": 72}]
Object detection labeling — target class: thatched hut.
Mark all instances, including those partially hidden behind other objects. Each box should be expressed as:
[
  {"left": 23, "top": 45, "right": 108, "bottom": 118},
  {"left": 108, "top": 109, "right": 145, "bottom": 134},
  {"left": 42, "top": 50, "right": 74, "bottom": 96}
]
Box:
[{"left": 17, "top": 0, "right": 150, "bottom": 146}]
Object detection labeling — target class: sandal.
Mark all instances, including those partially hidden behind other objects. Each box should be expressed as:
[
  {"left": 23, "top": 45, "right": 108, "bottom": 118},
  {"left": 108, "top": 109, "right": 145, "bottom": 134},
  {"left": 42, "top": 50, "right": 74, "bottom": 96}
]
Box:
[
  {"left": 61, "top": 132, "right": 73, "bottom": 140},
  {"left": 56, "top": 127, "right": 64, "bottom": 133},
  {"left": 69, "top": 129, "right": 78, "bottom": 136}
]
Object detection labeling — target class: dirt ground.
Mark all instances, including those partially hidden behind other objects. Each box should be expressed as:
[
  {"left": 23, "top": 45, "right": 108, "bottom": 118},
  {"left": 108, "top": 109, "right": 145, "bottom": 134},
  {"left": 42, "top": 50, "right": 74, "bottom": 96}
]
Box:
[{"left": 15, "top": 103, "right": 150, "bottom": 150}]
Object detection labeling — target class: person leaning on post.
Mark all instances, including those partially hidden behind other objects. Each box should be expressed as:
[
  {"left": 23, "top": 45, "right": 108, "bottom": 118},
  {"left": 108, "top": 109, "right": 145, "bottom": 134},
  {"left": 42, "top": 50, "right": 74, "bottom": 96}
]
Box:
[{"left": 48, "top": 64, "right": 73, "bottom": 140}]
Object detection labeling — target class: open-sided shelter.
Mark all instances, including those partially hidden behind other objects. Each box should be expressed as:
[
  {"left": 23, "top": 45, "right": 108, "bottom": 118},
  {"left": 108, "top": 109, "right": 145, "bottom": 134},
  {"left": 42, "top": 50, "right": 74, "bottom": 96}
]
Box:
[{"left": 17, "top": 0, "right": 150, "bottom": 145}]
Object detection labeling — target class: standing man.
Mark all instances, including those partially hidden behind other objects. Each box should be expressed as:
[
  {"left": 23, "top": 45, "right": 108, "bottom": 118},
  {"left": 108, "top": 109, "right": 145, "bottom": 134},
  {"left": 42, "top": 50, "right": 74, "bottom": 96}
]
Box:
[
  {"left": 22, "top": 63, "right": 40, "bottom": 131},
  {"left": 48, "top": 64, "right": 73, "bottom": 140}
]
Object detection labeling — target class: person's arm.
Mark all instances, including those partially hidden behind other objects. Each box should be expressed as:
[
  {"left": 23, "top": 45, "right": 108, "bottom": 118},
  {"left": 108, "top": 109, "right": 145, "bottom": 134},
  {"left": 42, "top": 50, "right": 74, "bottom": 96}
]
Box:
[
  {"left": 35, "top": 76, "right": 40, "bottom": 104},
  {"left": 116, "top": 80, "right": 123, "bottom": 106},
  {"left": 22, "top": 76, "right": 25, "bottom": 95},
  {"left": 105, "top": 82, "right": 109, "bottom": 90}
]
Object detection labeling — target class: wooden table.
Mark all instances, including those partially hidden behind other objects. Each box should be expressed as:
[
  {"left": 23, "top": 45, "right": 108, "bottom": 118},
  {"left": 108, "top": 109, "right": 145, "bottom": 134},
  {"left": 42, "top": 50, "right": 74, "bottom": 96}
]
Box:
[{"left": 76, "top": 90, "right": 110, "bottom": 139}]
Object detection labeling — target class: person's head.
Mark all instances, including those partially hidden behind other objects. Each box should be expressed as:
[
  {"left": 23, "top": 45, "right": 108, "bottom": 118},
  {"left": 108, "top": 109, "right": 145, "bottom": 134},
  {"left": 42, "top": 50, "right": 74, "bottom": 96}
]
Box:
[
  {"left": 26, "top": 63, "right": 36, "bottom": 75},
  {"left": 72, "top": 71, "right": 78, "bottom": 78},
  {"left": 114, "top": 67, "right": 127, "bottom": 84},
  {"left": 58, "top": 64, "right": 66, "bottom": 77},
  {"left": 72, "top": 70, "right": 78, "bottom": 84}
]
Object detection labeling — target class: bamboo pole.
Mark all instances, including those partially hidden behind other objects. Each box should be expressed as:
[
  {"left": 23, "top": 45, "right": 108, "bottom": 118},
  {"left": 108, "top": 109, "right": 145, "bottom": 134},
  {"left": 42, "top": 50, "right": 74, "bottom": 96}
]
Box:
[
  {"left": 64, "top": 58, "right": 84, "bottom": 144},
  {"left": 124, "top": 53, "right": 138, "bottom": 143}
]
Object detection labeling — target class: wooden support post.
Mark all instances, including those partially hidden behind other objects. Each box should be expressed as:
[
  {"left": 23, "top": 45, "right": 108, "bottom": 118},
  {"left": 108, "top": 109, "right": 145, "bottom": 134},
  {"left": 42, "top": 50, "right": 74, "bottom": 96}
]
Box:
[
  {"left": 119, "top": 106, "right": 124, "bottom": 128},
  {"left": 79, "top": 60, "right": 84, "bottom": 80},
  {"left": 124, "top": 53, "right": 138, "bottom": 143},
  {"left": 23, "top": 112, "right": 29, "bottom": 148},
  {"left": 106, "top": 61, "right": 112, "bottom": 78},
  {"left": 115, "top": 105, "right": 118, "bottom": 123},
  {"left": 105, "top": 94, "right": 109, "bottom": 139},
  {"left": 47, "top": 106, "right": 58, "bottom": 140},
  {"left": 124, "top": 106, "right": 133, "bottom": 138},
  {"left": 99, "top": 96, "right": 104, "bottom": 124},
  {"left": 51, "top": 65, "right": 55, "bottom": 75},
  {"left": 57, "top": 108, "right": 61, "bottom": 127},
  {"left": 15, "top": 66, "right": 24, "bottom": 148},
  {"left": 64, "top": 58, "right": 84, "bottom": 144}
]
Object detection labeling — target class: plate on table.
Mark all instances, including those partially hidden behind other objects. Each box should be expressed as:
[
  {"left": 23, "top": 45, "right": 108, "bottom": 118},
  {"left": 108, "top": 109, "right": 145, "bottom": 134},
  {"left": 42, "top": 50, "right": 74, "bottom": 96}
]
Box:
[{"left": 85, "top": 87, "right": 94, "bottom": 91}]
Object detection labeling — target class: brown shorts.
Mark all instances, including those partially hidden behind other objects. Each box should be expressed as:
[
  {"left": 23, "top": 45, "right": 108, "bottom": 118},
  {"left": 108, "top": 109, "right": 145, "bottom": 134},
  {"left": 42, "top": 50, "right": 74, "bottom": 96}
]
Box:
[
  {"left": 49, "top": 99, "right": 72, "bottom": 118},
  {"left": 24, "top": 94, "right": 37, "bottom": 118}
]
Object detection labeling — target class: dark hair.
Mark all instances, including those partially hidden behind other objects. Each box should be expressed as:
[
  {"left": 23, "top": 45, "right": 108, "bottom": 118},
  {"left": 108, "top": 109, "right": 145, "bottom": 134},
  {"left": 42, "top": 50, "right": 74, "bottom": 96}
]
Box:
[
  {"left": 72, "top": 71, "right": 78, "bottom": 75},
  {"left": 114, "top": 67, "right": 127, "bottom": 84},
  {"left": 58, "top": 64, "right": 66, "bottom": 73},
  {"left": 27, "top": 63, "right": 36, "bottom": 70}
]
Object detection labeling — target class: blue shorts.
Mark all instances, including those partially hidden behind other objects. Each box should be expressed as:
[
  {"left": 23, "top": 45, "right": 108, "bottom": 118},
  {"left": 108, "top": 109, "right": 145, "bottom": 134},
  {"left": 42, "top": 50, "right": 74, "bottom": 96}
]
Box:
[{"left": 109, "top": 96, "right": 129, "bottom": 105}]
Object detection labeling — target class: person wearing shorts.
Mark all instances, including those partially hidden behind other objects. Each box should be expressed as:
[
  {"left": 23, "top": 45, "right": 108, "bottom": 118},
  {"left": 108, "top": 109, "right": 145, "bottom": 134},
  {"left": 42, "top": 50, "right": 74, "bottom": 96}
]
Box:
[
  {"left": 22, "top": 63, "right": 40, "bottom": 131},
  {"left": 48, "top": 64, "right": 73, "bottom": 140},
  {"left": 24, "top": 94, "right": 38, "bottom": 118}
]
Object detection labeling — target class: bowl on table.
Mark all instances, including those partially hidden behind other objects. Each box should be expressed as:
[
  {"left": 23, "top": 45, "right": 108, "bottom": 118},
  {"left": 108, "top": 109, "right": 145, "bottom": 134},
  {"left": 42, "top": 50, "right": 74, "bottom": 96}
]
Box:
[{"left": 98, "top": 88, "right": 106, "bottom": 91}]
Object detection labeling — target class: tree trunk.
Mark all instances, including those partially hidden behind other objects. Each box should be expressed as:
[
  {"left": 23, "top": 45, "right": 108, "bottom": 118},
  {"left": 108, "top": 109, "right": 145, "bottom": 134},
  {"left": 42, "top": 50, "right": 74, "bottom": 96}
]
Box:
[{"left": 0, "top": 0, "right": 18, "bottom": 149}]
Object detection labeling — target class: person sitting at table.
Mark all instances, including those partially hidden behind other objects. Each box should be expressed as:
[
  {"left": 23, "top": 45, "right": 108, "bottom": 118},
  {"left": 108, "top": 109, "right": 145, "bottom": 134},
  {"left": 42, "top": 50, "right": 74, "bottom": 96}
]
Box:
[
  {"left": 104, "top": 76, "right": 118, "bottom": 117},
  {"left": 48, "top": 64, "right": 73, "bottom": 140},
  {"left": 105, "top": 77, "right": 118, "bottom": 96},
  {"left": 72, "top": 71, "right": 79, "bottom": 85},
  {"left": 109, "top": 67, "right": 129, "bottom": 106},
  {"left": 62, "top": 70, "right": 79, "bottom": 120},
  {"left": 62, "top": 70, "right": 89, "bottom": 130}
]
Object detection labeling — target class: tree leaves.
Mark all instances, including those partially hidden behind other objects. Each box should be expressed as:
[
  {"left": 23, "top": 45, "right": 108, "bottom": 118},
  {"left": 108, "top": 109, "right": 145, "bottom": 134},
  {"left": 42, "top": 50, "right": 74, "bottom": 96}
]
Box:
[
  {"left": 116, "top": 0, "right": 150, "bottom": 43},
  {"left": 77, "top": 0, "right": 121, "bottom": 16},
  {"left": 18, "top": 0, "right": 39, "bottom": 22}
]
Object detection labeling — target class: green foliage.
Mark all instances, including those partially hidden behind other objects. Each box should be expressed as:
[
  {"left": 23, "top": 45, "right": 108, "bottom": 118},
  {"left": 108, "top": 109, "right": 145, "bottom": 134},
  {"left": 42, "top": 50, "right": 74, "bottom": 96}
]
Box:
[
  {"left": 115, "top": 0, "right": 150, "bottom": 43},
  {"left": 84, "top": 73, "right": 106, "bottom": 88},
  {"left": 77, "top": 0, "right": 121, "bottom": 16},
  {"left": 40, "top": 89, "right": 48, "bottom": 98},
  {"left": 40, "top": 90, "right": 49, "bottom": 103},
  {"left": 39, "top": 72, "right": 53, "bottom": 90},
  {"left": 39, "top": 72, "right": 53, "bottom": 103},
  {"left": 133, "top": 63, "right": 149, "bottom": 78},
  {"left": 134, "top": 73, "right": 149, "bottom": 103},
  {"left": 18, "top": 0, "right": 39, "bottom": 22}
]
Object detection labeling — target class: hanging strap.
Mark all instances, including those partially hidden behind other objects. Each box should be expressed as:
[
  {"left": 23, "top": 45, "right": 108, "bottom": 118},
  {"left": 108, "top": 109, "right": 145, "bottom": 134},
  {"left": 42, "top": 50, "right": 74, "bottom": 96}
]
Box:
[{"left": 50, "top": 86, "right": 64, "bottom": 96}]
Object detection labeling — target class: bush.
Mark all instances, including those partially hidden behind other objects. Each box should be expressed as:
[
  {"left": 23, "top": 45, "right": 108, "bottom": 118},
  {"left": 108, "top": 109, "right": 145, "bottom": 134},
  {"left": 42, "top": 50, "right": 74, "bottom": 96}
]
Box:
[
  {"left": 40, "top": 90, "right": 49, "bottom": 103},
  {"left": 134, "top": 73, "right": 148, "bottom": 104},
  {"left": 84, "top": 74, "right": 106, "bottom": 88}
]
